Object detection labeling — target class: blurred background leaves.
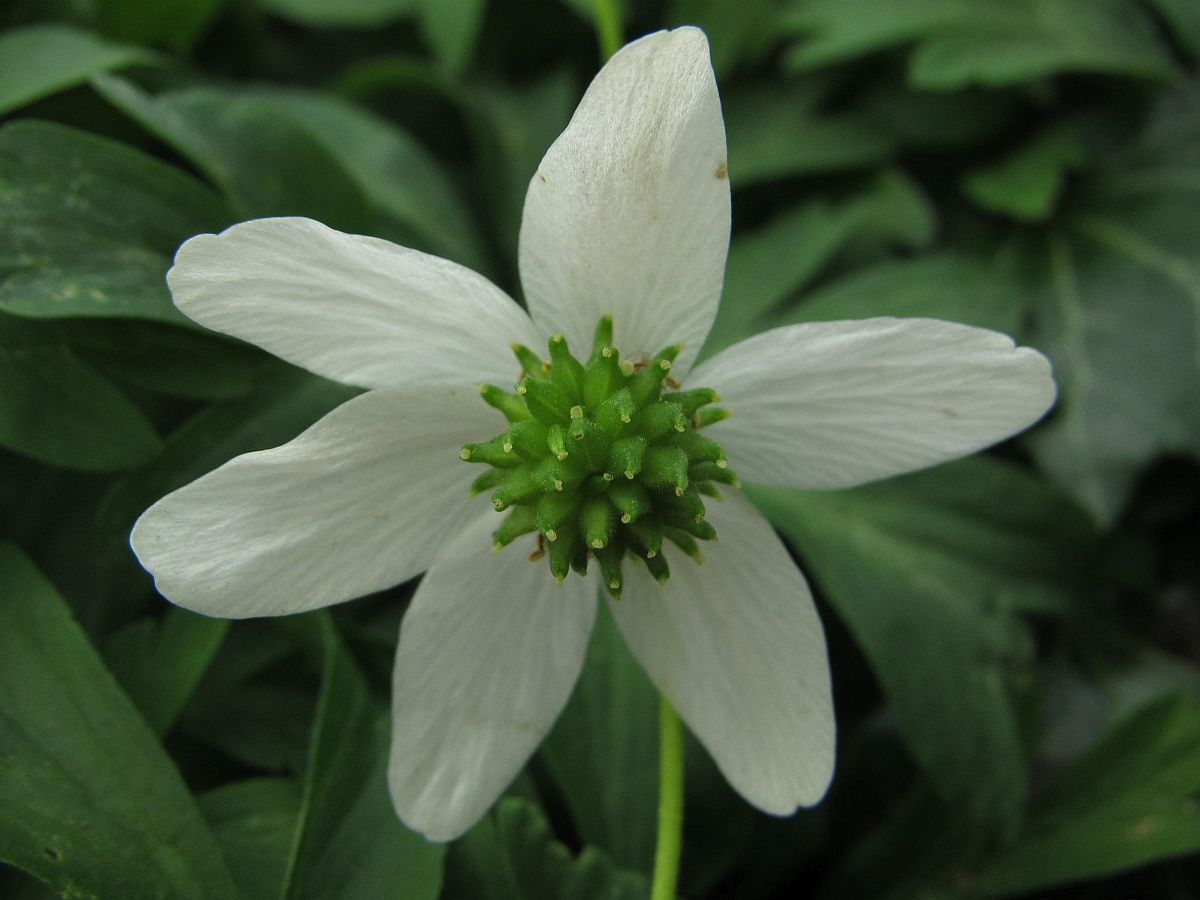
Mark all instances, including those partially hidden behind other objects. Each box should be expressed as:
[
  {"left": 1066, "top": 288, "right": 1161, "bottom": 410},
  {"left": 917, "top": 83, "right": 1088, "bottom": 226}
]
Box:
[{"left": 0, "top": 1, "right": 1198, "bottom": 898}]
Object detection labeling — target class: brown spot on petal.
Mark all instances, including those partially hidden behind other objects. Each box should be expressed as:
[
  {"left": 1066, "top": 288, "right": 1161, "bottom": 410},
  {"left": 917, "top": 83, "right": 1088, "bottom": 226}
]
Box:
[{"left": 715, "top": 160, "right": 728, "bottom": 180}]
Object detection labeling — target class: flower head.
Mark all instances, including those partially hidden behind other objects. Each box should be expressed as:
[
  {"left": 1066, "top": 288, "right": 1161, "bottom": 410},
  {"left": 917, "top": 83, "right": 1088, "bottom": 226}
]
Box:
[
  {"left": 463, "top": 317, "right": 736, "bottom": 595},
  {"left": 131, "top": 28, "right": 1055, "bottom": 842}
]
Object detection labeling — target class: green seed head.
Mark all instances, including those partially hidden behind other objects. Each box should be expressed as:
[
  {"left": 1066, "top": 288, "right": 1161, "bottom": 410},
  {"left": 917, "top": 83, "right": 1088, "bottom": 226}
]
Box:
[{"left": 463, "top": 316, "right": 735, "bottom": 597}]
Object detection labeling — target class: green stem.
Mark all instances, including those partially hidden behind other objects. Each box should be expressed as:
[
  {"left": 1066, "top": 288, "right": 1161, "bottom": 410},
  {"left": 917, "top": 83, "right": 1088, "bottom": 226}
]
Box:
[
  {"left": 592, "top": 0, "right": 622, "bottom": 61},
  {"left": 649, "top": 694, "right": 684, "bottom": 900}
]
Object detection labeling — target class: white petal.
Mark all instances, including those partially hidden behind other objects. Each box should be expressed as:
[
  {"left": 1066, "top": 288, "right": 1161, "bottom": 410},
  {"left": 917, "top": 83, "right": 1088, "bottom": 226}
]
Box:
[
  {"left": 691, "top": 318, "right": 1056, "bottom": 490},
  {"left": 168, "top": 217, "right": 541, "bottom": 390},
  {"left": 131, "top": 384, "right": 496, "bottom": 618},
  {"left": 389, "top": 513, "right": 597, "bottom": 841},
  {"left": 610, "top": 489, "right": 834, "bottom": 813},
  {"left": 518, "top": 27, "right": 729, "bottom": 377}
]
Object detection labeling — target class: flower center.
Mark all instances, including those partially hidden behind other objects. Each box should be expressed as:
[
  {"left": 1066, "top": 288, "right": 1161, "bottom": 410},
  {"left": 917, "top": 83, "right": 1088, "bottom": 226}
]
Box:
[{"left": 460, "top": 315, "right": 736, "bottom": 597}]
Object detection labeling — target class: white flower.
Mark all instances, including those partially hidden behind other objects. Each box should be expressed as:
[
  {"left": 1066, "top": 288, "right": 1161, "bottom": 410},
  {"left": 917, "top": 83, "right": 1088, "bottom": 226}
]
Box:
[{"left": 131, "top": 27, "right": 1055, "bottom": 842}]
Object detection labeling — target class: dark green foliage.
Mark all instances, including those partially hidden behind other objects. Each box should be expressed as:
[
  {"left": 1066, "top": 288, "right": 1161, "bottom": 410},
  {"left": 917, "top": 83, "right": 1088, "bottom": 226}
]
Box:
[
  {"left": 0, "top": 542, "right": 239, "bottom": 899},
  {"left": 0, "top": 1, "right": 1198, "bottom": 897}
]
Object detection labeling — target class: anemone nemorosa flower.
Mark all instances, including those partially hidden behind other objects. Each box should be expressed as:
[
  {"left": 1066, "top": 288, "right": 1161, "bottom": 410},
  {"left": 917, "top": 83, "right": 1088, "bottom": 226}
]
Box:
[{"left": 131, "top": 27, "right": 1055, "bottom": 842}]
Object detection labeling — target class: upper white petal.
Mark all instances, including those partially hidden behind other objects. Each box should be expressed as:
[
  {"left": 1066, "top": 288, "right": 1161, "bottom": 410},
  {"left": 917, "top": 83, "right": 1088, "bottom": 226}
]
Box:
[
  {"left": 518, "top": 27, "right": 730, "bottom": 377},
  {"left": 389, "top": 513, "right": 597, "bottom": 841},
  {"left": 131, "top": 384, "right": 495, "bottom": 618},
  {"left": 691, "top": 318, "right": 1056, "bottom": 490},
  {"left": 168, "top": 217, "right": 541, "bottom": 390},
  {"left": 609, "top": 489, "right": 835, "bottom": 813}
]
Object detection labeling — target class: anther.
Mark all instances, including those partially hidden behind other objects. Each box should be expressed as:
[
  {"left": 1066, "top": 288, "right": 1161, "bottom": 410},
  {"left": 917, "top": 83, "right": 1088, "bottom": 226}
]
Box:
[
  {"left": 595, "top": 543, "right": 625, "bottom": 598},
  {"left": 643, "top": 550, "right": 670, "bottom": 583},
  {"left": 596, "top": 388, "right": 634, "bottom": 437},
  {"left": 582, "top": 497, "right": 614, "bottom": 551},
  {"left": 511, "top": 342, "right": 546, "bottom": 376},
  {"left": 642, "top": 445, "right": 689, "bottom": 494},
  {"left": 536, "top": 490, "right": 578, "bottom": 538},
  {"left": 608, "top": 435, "right": 647, "bottom": 480},
  {"left": 460, "top": 436, "right": 521, "bottom": 468},
  {"left": 480, "top": 384, "right": 531, "bottom": 422},
  {"left": 470, "top": 468, "right": 506, "bottom": 495},
  {"left": 548, "top": 334, "right": 586, "bottom": 398},
  {"left": 588, "top": 315, "right": 614, "bottom": 363},
  {"left": 663, "top": 388, "right": 720, "bottom": 416},
  {"left": 695, "top": 407, "right": 731, "bottom": 428},
  {"left": 522, "top": 378, "right": 574, "bottom": 425},
  {"left": 493, "top": 505, "right": 537, "bottom": 548},
  {"left": 547, "top": 424, "right": 570, "bottom": 461}
]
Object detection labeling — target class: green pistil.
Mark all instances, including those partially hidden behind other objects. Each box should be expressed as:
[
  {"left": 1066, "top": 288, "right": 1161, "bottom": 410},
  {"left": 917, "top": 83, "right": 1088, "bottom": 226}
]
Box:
[{"left": 461, "top": 316, "right": 736, "bottom": 598}]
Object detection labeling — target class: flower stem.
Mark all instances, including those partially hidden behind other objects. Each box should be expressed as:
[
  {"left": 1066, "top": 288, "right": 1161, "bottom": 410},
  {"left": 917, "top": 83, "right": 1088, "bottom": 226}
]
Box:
[
  {"left": 592, "top": 0, "right": 622, "bottom": 61},
  {"left": 649, "top": 693, "right": 684, "bottom": 900}
]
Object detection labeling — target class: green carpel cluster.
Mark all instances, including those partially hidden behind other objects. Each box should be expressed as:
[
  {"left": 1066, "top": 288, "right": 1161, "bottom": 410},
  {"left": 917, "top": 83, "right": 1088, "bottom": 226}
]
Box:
[{"left": 460, "top": 316, "right": 736, "bottom": 597}]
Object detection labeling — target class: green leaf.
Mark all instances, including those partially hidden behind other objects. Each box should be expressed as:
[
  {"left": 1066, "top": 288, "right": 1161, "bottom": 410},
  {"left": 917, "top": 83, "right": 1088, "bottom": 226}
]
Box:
[
  {"left": 0, "top": 338, "right": 163, "bottom": 472},
  {"left": 725, "top": 82, "right": 896, "bottom": 187},
  {"left": 555, "top": 0, "right": 623, "bottom": 27},
  {"left": 666, "top": 0, "right": 778, "bottom": 76},
  {"left": 93, "top": 76, "right": 373, "bottom": 231},
  {"left": 0, "top": 120, "right": 230, "bottom": 325},
  {"left": 332, "top": 53, "right": 451, "bottom": 100},
  {"left": 907, "top": 0, "right": 1175, "bottom": 89},
  {"left": 783, "top": 0, "right": 1175, "bottom": 88},
  {"left": 1147, "top": 0, "right": 1200, "bottom": 57},
  {"left": 0, "top": 542, "right": 239, "bottom": 899},
  {"left": 56, "top": 319, "right": 261, "bottom": 401},
  {"left": 0, "top": 25, "right": 153, "bottom": 117},
  {"left": 258, "top": 0, "right": 416, "bottom": 27},
  {"left": 702, "top": 169, "right": 934, "bottom": 358},
  {"left": 178, "top": 623, "right": 317, "bottom": 772},
  {"left": 249, "top": 89, "right": 489, "bottom": 270},
  {"left": 461, "top": 71, "right": 577, "bottom": 264},
  {"left": 782, "top": 0, "right": 967, "bottom": 69},
  {"left": 199, "top": 779, "right": 302, "bottom": 900},
  {"left": 443, "top": 797, "right": 648, "bottom": 900},
  {"left": 0, "top": 868, "right": 59, "bottom": 900},
  {"left": 1026, "top": 227, "right": 1200, "bottom": 523},
  {"left": 973, "top": 694, "right": 1200, "bottom": 896},
  {"left": 103, "top": 608, "right": 230, "bottom": 736},
  {"left": 280, "top": 614, "right": 444, "bottom": 900},
  {"left": 781, "top": 251, "right": 1028, "bottom": 335},
  {"left": 859, "top": 80, "right": 1019, "bottom": 151},
  {"left": 95, "top": 0, "right": 224, "bottom": 51},
  {"left": 962, "top": 124, "right": 1090, "bottom": 222},
  {"left": 541, "top": 604, "right": 659, "bottom": 873},
  {"left": 96, "top": 367, "right": 358, "bottom": 548},
  {"left": 1025, "top": 83, "right": 1200, "bottom": 522},
  {"left": 750, "top": 457, "right": 1097, "bottom": 832},
  {"left": 418, "top": 0, "right": 488, "bottom": 74},
  {"left": 823, "top": 784, "right": 963, "bottom": 900}
]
